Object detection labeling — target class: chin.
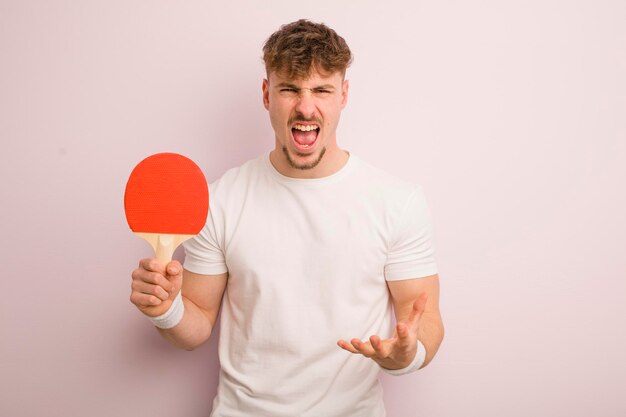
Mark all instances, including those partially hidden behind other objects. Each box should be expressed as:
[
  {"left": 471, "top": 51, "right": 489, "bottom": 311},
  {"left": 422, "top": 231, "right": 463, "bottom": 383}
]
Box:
[{"left": 283, "top": 146, "right": 326, "bottom": 170}]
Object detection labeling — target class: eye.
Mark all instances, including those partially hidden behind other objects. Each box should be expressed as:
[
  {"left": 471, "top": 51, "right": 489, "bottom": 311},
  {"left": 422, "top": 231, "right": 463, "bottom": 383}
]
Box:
[
  {"left": 280, "top": 88, "right": 298, "bottom": 93},
  {"left": 313, "top": 88, "right": 332, "bottom": 94}
]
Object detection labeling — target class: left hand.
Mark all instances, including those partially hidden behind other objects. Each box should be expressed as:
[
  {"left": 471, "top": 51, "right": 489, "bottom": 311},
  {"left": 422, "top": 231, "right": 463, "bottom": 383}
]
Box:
[{"left": 337, "top": 293, "right": 428, "bottom": 370}]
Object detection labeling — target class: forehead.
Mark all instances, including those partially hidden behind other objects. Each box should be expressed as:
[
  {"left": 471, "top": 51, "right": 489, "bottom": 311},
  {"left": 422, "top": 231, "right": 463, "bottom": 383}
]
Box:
[{"left": 268, "top": 70, "right": 343, "bottom": 87}]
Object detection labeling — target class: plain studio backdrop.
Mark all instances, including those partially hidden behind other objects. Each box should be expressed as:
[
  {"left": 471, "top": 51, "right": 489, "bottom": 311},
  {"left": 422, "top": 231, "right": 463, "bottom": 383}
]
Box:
[{"left": 1, "top": 1, "right": 624, "bottom": 416}]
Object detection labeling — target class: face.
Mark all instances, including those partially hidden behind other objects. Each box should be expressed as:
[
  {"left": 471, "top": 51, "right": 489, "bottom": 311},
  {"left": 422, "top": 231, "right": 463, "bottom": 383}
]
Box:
[{"left": 263, "top": 70, "right": 349, "bottom": 176}]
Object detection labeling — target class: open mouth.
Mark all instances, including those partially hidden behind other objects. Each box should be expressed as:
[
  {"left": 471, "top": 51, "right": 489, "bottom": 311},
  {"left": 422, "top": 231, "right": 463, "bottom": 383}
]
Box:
[{"left": 291, "top": 123, "right": 320, "bottom": 152}]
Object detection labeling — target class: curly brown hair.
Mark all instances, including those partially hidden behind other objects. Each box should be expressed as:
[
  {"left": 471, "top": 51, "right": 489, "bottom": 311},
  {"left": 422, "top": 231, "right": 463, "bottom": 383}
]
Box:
[{"left": 262, "top": 19, "right": 353, "bottom": 80}]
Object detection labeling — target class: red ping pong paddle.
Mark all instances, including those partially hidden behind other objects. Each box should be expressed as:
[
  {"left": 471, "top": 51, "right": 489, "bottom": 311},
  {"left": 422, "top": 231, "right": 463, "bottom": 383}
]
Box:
[{"left": 124, "top": 153, "right": 209, "bottom": 266}]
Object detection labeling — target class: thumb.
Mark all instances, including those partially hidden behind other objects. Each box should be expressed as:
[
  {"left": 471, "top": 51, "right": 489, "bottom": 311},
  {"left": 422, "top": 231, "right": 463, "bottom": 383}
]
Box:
[
  {"left": 166, "top": 260, "right": 183, "bottom": 277},
  {"left": 165, "top": 261, "right": 184, "bottom": 295}
]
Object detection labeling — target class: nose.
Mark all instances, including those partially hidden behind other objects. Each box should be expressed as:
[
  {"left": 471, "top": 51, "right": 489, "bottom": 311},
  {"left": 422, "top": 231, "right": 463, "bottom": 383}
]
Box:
[{"left": 294, "top": 89, "right": 317, "bottom": 118}]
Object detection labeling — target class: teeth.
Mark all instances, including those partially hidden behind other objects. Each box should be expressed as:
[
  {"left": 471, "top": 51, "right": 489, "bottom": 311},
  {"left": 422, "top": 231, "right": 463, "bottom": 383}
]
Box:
[{"left": 293, "top": 124, "right": 319, "bottom": 132}]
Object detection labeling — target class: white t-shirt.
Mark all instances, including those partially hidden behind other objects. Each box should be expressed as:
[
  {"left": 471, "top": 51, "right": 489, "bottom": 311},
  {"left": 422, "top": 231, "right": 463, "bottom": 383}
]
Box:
[{"left": 183, "top": 152, "right": 438, "bottom": 417}]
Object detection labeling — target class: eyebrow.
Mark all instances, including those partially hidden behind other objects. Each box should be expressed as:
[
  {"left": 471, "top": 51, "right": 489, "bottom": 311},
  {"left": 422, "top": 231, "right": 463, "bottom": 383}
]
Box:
[{"left": 275, "top": 82, "right": 336, "bottom": 90}]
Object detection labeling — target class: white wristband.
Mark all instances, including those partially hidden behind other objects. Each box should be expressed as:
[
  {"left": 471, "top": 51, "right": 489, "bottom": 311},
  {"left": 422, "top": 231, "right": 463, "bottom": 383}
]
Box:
[
  {"left": 381, "top": 339, "right": 426, "bottom": 376},
  {"left": 148, "top": 291, "right": 184, "bottom": 329}
]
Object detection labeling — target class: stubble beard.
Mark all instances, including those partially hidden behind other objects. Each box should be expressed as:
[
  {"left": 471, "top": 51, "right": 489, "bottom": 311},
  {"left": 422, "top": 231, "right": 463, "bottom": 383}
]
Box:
[{"left": 282, "top": 146, "right": 327, "bottom": 170}]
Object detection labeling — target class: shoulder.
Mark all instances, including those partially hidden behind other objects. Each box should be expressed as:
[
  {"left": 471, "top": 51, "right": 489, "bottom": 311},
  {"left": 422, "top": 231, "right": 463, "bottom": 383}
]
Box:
[
  {"left": 351, "top": 156, "right": 422, "bottom": 202},
  {"left": 209, "top": 154, "right": 266, "bottom": 196}
]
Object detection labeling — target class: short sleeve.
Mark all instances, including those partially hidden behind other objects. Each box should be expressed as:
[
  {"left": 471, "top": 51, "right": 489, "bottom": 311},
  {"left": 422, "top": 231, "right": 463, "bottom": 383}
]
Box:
[
  {"left": 384, "top": 186, "right": 438, "bottom": 281},
  {"left": 182, "top": 207, "right": 228, "bottom": 275}
]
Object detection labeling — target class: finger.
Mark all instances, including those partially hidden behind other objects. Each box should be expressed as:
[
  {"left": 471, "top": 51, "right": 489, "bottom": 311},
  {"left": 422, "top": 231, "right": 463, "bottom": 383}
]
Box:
[
  {"left": 337, "top": 340, "right": 360, "bottom": 354},
  {"left": 132, "top": 269, "right": 172, "bottom": 291},
  {"left": 131, "top": 280, "right": 170, "bottom": 301},
  {"left": 351, "top": 339, "right": 376, "bottom": 357},
  {"left": 139, "top": 258, "right": 166, "bottom": 275},
  {"left": 369, "top": 335, "right": 389, "bottom": 358},
  {"left": 129, "top": 291, "right": 163, "bottom": 308}
]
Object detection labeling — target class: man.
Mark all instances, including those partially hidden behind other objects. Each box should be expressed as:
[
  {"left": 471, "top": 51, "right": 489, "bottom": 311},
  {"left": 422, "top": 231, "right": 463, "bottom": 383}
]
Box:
[{"left": 130, "top": 19, "right": 444, "bottom": 416}]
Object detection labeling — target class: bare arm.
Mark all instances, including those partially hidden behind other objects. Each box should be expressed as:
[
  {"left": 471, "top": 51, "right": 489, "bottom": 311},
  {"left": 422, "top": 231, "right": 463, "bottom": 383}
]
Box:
[
  {"left": 157, "top": 269, "right": 228, "bottom": 350},
  {"left": 130, "top": 259, "right": 228, "bottom": 351},
  {"left": 387, "top": 274, "right": 444, "bottom": 368},
  {"left": 337, "top": 273, "right": 444, "bottom": 370}
]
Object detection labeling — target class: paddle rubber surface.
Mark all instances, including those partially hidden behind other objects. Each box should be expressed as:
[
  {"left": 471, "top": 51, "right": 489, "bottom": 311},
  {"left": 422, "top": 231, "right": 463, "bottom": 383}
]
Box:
[{"left": 124, "top": 153, "right": 209, "bottom": 235}]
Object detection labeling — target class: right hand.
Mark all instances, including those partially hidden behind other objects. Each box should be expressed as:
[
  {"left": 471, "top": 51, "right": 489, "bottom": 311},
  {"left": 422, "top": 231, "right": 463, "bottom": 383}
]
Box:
[{"left": 130, "top": 258, "right": 184, "bottom": 317}]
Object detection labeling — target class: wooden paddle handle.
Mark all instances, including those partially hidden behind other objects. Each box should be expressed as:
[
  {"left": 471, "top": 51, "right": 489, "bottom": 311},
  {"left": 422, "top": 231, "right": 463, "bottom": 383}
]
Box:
[{"left": 135, "top": 232, "right": 195, "bottom": 266}]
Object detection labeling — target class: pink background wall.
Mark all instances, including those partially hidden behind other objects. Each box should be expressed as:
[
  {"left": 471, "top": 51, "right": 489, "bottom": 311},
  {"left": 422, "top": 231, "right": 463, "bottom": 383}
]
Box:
[{"left": 1, "top": 1, "right": 625, "bottom": 416}]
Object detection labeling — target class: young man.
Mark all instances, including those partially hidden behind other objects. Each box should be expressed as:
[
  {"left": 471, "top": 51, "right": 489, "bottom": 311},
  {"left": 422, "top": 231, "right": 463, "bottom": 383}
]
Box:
[{"left": 130, "top": 19, "right": 444, "bottom": 417}]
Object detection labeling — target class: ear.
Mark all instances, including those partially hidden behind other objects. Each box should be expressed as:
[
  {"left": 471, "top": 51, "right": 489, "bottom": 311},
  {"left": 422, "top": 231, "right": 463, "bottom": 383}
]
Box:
[
  {"left": 262, "top": 78, "right": 270, "bottom": 110},
  {"left": 340, "top": 79, "right": 349, "bottom": 109}
]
